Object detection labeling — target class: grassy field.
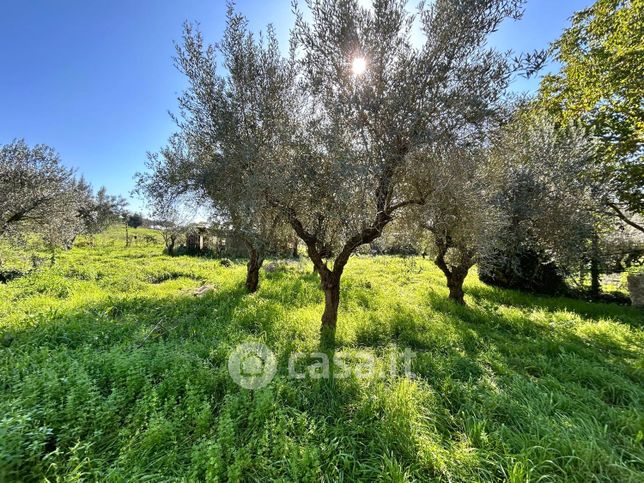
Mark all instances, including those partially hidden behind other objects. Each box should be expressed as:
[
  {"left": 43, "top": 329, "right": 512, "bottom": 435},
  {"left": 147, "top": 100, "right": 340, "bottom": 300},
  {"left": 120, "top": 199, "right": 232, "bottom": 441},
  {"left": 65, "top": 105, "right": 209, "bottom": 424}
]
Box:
[{"left": 0, "top": 227, "right": 642, "bottom": 481}]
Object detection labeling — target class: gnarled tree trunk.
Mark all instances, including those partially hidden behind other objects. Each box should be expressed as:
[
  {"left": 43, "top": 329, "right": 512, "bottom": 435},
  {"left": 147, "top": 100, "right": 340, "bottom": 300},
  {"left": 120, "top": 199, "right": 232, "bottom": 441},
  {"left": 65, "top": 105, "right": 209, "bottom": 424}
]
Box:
[
  {"left": 434, "top": 239, "right": 473, "bottom": 305},
  {"left": 320, "top": 270, "right": 341, "bottom": 332},
  {"left": 277, "top": 197, "right": 417, "bottom": 345},
  {"left": 245, "top": 244, "right": 264, "bottom": 293},
  {"left": 445, "top": 269, "right": 468, "bottom": 304}
]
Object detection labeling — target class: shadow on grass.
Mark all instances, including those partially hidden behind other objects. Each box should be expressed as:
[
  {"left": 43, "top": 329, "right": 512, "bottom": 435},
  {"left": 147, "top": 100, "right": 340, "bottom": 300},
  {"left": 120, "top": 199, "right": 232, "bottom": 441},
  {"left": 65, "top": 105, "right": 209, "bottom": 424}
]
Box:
[
  {"left": 466, "top": 283, "right": 643, "bottom": 328},
  {"left": 4, "top": 284, "right": 263, "bottom": 352},
  {"left": 2, "top": 266, "right": 643, "bottom": 481},
  {"left": 347, "top": 286, "right": 642, "bottom": 399}
]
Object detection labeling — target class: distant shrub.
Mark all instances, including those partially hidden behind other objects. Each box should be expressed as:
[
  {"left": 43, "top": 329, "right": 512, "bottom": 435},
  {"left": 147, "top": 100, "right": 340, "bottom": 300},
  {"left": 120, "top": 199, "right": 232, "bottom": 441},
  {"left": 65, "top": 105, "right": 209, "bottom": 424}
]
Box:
[
  {"left": 478, "top": 247, "right": 568, "bottom": 296},
  {"left": 127, "top": 213, "right": 144, "bottom": 228},
  {"left": 0, "top": 268, "right": 24, "bottom": 284}
]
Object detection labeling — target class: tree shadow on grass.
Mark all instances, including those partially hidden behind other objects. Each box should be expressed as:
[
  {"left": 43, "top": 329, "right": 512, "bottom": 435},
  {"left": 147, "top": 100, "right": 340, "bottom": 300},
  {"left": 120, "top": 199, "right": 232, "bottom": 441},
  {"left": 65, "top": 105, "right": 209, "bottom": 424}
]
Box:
[
  {"left": 348, "top": 286, "right": 642, "bottom": 402},
  {"left": 466, "top": 283, "right": 643, "bottom": 328},
  {"left": 3, "top": 284, "right": 267, "bottom": 352},
  {"left": 2, "top": 269, "right": 643, "bottom": 481},
  {"left": 259, "top": 270, "right": 321, "bottom": 309},
  {"left": 423, "top": 290, "right": 643, "bottom": 386},
  {"left": 6, "top": 270, "right": 639, "bottom": 387}
]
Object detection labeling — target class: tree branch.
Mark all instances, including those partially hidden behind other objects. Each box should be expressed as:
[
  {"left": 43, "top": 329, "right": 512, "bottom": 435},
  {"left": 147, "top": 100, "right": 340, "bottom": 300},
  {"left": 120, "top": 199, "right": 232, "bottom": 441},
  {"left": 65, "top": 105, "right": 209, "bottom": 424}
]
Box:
[
  {"left": 333, "top": 210, "right": 393, "bottom": 274},
  {"left": 388, "top": 197, "right": 426, "bottom": 212},
  {"left": 271, "top": 200, "right": 330, "bottom": 276},
  {"left": 433, "top": 240, "right": 452, "bottom": 278},
  {"left": 607, "top": 202, "right": 644, "bottom": 233}
]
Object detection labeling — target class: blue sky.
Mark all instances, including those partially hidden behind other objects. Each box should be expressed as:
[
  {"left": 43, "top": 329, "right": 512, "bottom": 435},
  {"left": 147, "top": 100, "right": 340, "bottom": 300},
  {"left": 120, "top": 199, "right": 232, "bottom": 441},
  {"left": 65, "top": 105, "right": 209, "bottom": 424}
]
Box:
[{"left": 0, "top": 0, "right": 591, "bottom": 213}]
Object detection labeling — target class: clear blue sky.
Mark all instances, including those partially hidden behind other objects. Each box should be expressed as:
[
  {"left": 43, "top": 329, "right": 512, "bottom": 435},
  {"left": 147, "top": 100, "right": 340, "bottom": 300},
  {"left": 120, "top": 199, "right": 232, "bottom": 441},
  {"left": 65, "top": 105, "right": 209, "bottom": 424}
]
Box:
[{"left": 0, "top": 0, "right": 591, "bottom": 213}]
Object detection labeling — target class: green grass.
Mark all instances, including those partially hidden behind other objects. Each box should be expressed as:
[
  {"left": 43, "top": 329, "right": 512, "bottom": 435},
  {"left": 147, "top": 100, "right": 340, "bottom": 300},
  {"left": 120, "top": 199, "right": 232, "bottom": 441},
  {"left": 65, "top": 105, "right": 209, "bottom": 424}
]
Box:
[{"left": 1, "top": 227, "right": 643, "bottom": 481}]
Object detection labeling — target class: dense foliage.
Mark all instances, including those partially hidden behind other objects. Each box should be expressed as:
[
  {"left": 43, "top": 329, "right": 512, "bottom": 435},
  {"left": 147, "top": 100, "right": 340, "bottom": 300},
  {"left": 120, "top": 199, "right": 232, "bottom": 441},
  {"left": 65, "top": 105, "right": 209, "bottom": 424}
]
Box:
[
  {"left": 0, "top": 140, "right": 127, "bottom": 263},
  {"left": 0, "top": 140, "right": 79, "bottom": 243},
  {"left": 478, "top": 113, "right": 600, "bottom": 294},
  {"left": 539, "top": 0, "right": 644, "bottom": 220}
]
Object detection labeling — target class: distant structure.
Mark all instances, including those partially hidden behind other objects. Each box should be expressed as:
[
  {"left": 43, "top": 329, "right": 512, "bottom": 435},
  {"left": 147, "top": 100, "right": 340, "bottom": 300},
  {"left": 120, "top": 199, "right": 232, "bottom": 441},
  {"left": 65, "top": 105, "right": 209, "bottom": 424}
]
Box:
[
  {"left": 185, "top": 226, "right": 247, "bottom": 257},
  {"left": 628, "top": 272, "right": 644, "bottom": 307},
  {"left": 185, "top": 226, "right": 209, "bottom": 253}
]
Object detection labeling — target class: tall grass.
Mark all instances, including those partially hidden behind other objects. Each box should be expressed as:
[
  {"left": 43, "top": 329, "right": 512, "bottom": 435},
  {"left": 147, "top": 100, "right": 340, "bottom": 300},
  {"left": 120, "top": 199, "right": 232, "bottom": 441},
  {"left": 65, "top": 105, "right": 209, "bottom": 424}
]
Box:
[{"left": 0, "top": 227, "right": 642, "bottom": 481}]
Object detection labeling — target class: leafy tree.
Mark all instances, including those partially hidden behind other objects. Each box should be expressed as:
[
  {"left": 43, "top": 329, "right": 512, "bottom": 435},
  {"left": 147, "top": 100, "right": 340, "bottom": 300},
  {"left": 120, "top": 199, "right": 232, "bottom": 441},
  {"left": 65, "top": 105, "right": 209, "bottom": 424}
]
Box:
[
  {"left": 145, "top": 0, "right": 529, "bottom": 339},
  {"left": 598, "top": 216, "right": 644, "bottom": 273},
  {"left": 0, "top": 139, "right": 96, "bottom": 261},
  {"left": 411, "top": 145, "right": 497, "bottom": 304},
  {"left": 268, "top": 0, "right": 522, "bottom": 337},
  {"left": 0, "top": 139, "right": 77, "bottom": 240},
  {"left": 1, "top": 140, "right": 127, "bottom": 260},
  {"left": 139, "top": 184, "right": 193, "bottom": 257},
  {"left": 176, "top": 15, "right": 294, "bottom": 291},
  {"left": 79, "top": 186, "right": 128, "bottom": 237},
  {"left": 152, "top": 203, "right": 189, "bottom": 256},
  {"left": 127, "top": 213, "right": 144, "bottom": 229},
  {"left": 539, "top": 0, "right": 644, "bottom": 227},
  {"left": 137, "top": 11, "right": 294, "bottom": 292},
  {"left": 478, "top": 113, "right": 599, "bottom": 294}
]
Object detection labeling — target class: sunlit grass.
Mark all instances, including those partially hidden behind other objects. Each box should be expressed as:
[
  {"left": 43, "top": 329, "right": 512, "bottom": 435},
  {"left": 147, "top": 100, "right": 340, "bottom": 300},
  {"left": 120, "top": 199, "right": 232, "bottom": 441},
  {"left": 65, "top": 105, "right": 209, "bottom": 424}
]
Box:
[{"left": 0, "top": 227, "right": 642, "bottom": 481}]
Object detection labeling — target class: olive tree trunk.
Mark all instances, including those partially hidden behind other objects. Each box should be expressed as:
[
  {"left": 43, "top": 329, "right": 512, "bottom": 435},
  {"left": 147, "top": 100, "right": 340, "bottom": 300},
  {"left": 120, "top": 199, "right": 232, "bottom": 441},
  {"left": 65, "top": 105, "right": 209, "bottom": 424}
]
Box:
[
  {"left": 445, "top": 269, "right": 468, "bottom": 304},
  {"left": 280, "top": 201, "right": 414, "bottom": 345},
  {"left": 590, "top": 230, "right": 601, "bottom": 299},
  {"left": 320, "top": 270, "right": 341, "bottom": 332},
  {"left": 245, "top": 244, "right": 264, "bottom": 293},
  {"left": 166, "top": 236, "right": 176, "bottom": 256},
  {"left": 434, "top": 241, "right": 473, "bottom": 305}
]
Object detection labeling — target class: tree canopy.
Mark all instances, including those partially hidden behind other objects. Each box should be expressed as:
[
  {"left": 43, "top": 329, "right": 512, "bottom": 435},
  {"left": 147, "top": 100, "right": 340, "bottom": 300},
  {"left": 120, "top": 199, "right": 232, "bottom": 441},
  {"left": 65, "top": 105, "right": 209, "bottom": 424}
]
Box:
[
  {"left": 0, "top": 139, "right": 78, "bottom": 240},
  {"left": 539, "top": 0, "right": 643, "bottom": 218},
  {"left": 136, "top": 0, "right": 528, "bottom": 338}
]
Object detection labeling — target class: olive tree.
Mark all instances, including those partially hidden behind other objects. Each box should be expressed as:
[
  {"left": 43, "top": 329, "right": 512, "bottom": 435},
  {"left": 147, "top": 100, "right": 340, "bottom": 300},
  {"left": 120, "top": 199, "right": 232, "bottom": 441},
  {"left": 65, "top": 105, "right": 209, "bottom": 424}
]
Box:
[
  {"left": 146, "top": 0, "right": 528, "bottom": 338},
  {"left": 137, "top": 12, "right": 294, "bottom": 292},
  {"left": 409, "top": 145, "right": 499, "bottom": 304},
  {"left": 479, "top": 112, "right": 598, "bottom": 294},
  {"left": 598, "top": 217, "right": 644, "bottom": 274},
  {"left": 40, "top": 179, "right": 90, "bottom": 263},
  {"left": 0, "top": 139, "right": 102, "bottom": 263},
  {"left": 180, "top": 15, "right": 294, "bottom": 292},
  {"left": 77, "top": 185, "right": 128, "bottom": 244},
  {"left": 266, "top": 0, "right": 523, "bottom": 336},
  {"left": 146, "top": 196, "right": 191, "bottom": 256},
  {"left": 0, "top": 139, "right": 77, "bottom": 240},
  {"left": 158, "top": 212, "right": 187, "bottom": 257},
  {"left": 411, "top": 110, "right": 600, "bottom": 303}
]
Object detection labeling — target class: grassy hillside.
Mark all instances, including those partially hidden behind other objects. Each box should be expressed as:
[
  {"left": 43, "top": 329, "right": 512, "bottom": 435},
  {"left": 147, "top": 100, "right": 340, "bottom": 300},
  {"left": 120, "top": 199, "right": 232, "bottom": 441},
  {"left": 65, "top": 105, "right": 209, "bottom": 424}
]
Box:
[{"left": 1, "top": 227, "right": 642, "bottom": 481}]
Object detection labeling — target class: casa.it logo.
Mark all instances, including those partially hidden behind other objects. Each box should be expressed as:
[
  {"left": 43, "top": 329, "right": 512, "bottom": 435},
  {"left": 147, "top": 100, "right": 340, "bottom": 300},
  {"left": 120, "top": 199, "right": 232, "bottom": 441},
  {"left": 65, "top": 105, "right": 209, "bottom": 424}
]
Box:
[
  {"left": 228, "top": 342, "right": 417, "bottom": 390},
  {"left": 227, "top": 342, "right": 277, "bottom": 390}
]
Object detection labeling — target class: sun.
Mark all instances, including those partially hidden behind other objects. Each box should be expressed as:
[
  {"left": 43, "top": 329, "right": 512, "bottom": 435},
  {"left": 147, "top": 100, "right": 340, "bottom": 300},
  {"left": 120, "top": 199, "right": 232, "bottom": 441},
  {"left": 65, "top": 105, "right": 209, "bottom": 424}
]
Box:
[{"left": 352, "top": 57, "right": 367, "bottom": 75}]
